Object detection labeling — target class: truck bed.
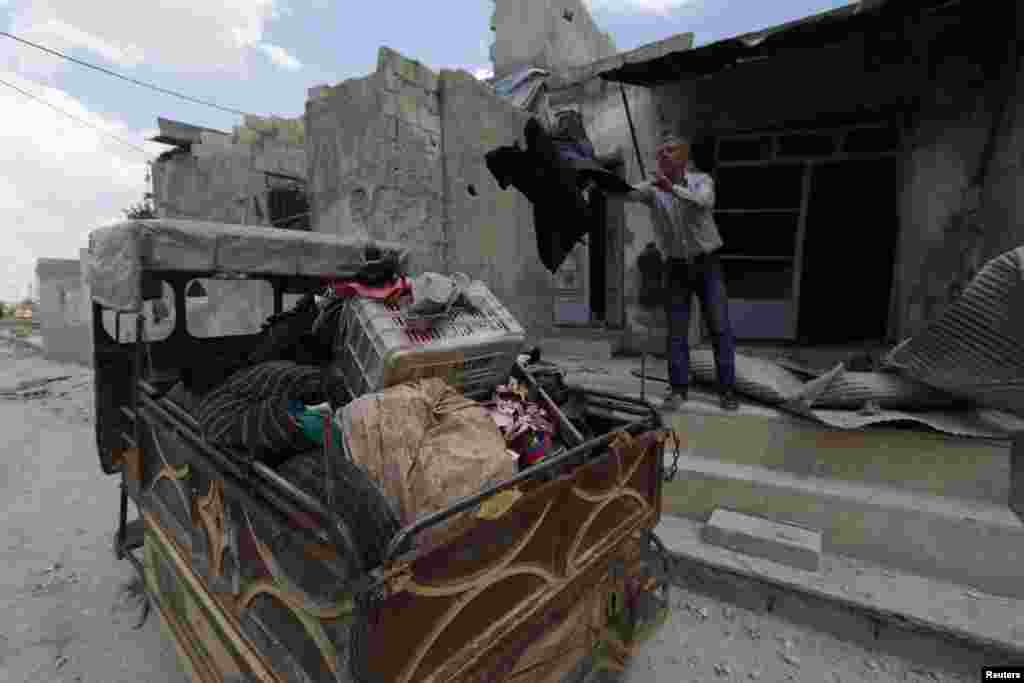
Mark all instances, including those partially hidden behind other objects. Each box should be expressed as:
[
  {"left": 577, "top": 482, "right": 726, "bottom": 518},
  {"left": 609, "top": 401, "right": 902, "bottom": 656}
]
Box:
[{"left": 129, "top": 377, "right": 668, "bottom": 683}]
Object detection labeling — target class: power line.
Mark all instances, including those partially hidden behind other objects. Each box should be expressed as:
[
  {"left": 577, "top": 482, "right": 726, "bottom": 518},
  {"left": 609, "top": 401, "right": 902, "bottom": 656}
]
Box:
[
  {"left": 0, "top": 75, "right": 153, "bottom": 158},
  {"left": 0, "top": 30, "right": 253, "bottom": 117}
]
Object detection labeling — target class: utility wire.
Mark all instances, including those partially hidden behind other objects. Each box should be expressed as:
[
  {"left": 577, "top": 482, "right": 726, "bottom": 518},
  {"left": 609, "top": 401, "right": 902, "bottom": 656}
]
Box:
[
  {"left": 0, "top": 30, "right": 253, "bottom": 117},
  {"left": 0, "top": 75, "right": 153, "bottom": 158}
]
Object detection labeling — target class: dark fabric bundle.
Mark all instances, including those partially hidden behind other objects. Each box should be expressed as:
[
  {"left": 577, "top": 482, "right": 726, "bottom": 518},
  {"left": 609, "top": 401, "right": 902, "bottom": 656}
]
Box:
[
  {"left": 196, "top": 361, "right": 326, "bottom": 466},
  {"left": 276, "top": 448, "right": 401, "bottom": 573},
  {"left": 485, "top": 117, "right": 633, "bottom": 274}
]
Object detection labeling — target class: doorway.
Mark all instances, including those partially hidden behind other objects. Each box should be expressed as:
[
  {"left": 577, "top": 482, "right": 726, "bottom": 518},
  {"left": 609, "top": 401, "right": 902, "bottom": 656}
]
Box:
[
  {"left": 552, "top": 159, "right": 626, "bottom": 329},
  {"left": 797, "top": 157, "right": 902, "bottom": 343}
]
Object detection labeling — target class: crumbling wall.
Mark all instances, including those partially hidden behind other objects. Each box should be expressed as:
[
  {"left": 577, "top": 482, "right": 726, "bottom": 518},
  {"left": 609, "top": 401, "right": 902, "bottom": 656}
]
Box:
[
  {"left": 307, "top": 48, "right": 555, "bottom": 334},
  {"left": 439, "top": 69, "right": 554, "bottom": 336},
  {"left": 36, "top": 255, "right": 92, "bottom": 366},
  {"left": 306, "top": 48, "right": 446, "bottom": 272},
  {"left": 490, "top": 0, "right": 616, "bottom": 79},
  {"left": 151, "top": 119, "right": 306, "bottom": 226}
]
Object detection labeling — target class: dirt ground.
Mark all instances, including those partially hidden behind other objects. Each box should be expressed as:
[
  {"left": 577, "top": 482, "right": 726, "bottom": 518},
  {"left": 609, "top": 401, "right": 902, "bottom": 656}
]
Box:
[{"left": 0, "top": 337, "right": 971, "bottom": 683}]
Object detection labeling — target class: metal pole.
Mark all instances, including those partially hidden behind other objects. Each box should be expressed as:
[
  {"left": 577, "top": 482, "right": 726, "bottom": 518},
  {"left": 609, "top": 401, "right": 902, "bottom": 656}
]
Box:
[
  {"left": 641, "top": 352, "right": 646, "bottom": 402},
  {"left": 620, "top": 83, "right": 646, "bottom": 180},
  {"left": 620, "top": 81, "right": 651, "bottom": 397}
]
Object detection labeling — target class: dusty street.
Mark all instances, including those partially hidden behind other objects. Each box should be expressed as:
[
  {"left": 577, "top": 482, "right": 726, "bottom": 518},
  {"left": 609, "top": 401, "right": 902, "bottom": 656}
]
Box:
[
  {"left": 0, "top": 337, "right": 971, "bottom": 683},
  {"left": 0, "top": 340, "right": 184, "bottom": 683}
]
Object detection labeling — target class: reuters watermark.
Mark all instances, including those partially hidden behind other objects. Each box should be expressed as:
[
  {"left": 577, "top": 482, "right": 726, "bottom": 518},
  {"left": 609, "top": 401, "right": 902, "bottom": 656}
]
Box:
[{"left": 984, "top": 667, "right": 1024, "bottom": 680}]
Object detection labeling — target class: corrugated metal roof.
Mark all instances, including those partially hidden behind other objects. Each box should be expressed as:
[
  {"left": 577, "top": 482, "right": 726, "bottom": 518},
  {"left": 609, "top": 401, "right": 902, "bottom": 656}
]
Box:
[
  {"left": 598, "top": 0, "right": 963, "bottom": 87},
  {"left": 884, "top": 246, "right": 1024, "bottom": 419}
]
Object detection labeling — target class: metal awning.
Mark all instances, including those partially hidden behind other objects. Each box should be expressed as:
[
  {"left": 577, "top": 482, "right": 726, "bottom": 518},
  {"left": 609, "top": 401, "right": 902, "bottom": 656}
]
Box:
[{"left": 598, "top": 0, "right": 963, "bottom": 87}]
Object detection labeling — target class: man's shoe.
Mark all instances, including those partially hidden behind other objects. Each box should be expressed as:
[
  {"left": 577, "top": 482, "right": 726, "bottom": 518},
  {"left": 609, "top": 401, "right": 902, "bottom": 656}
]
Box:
[
  {"left": 720, "top": 389, "right": 739, "bottom": 411},
  {"left": 661, "top": 391, "right": 687, "bottom": 411}
]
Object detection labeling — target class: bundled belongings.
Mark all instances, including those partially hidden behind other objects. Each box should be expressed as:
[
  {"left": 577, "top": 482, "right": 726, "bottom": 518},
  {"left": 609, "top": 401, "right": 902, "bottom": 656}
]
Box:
[
  {"left": 196, "top": 361, "right": 326, "bottom": 466},
  {"left": 275, "top": 444, "right": 401, "bottom": 574},
  {"left": 337, "top": 378, "right": 518, "bottom": 549},
  {"left": 485, "top": 116, "right": 634, "bottom": 273},
  {"left": 405, "top": 271, "right": 471, "bottom": 318}
]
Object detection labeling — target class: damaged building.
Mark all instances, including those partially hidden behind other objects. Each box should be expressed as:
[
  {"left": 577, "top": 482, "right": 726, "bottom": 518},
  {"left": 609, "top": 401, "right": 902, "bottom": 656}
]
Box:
[
  {"left": 592, "top": 0, "right": 1024, "bottom": 346},
  {"left": 150, "top": 115, "right": 309, "bottom": 229},
  {"left": 302, "top": 0, "right": 1015, "bottom": 352},
  {"left": 39, "top": 0, "right": 1024, "bottom": 359},
  {"left": 496, "top": 0, "right": 1023, "bottom": 347}
]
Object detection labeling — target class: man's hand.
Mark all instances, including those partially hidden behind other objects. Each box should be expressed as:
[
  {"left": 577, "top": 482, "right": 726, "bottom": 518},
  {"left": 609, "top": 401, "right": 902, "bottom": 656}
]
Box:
[{"left": 653, "top": 173, "right": 673, "bottom": 192}]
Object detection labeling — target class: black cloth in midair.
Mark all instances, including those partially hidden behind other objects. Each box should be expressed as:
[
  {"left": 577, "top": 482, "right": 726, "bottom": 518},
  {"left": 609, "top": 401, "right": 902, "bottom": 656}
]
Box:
[{"left": 485, "top": 117, "right": 633, "bottom": 274}]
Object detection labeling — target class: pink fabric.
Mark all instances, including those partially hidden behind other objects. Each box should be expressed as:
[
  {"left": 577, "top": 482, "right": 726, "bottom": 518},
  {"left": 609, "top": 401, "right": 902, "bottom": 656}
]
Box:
[{"left": 325, "top": 277, "right": 411, "bottom": 301}]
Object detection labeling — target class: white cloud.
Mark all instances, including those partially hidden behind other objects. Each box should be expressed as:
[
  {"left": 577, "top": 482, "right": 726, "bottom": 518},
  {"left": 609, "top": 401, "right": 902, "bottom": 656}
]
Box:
[
  {"left": 256, "top": 42, "right": 302, "bottom": 71},
  {"left": 1, "top": 0, "right": 290, "bottom": 76},
  {"left": 583, "top": 0, "right": 702, "bottom": 16},
  {"left": 472, "top": 66, "right": 493, "bottom": 81},
  {"left": 0, "top": 71, "right": 166, "bottom": 302}
]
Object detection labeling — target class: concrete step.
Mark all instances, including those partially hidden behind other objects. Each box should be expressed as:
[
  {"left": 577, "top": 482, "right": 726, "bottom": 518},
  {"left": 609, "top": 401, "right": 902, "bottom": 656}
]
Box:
[
  {"left": 664, "top": 410, "right": 1013, "bottom": 506},
  {"left": 535, "top": 335, "right": 615, "bottom": 361},
  {"left": 652, "top": 514, "right": 1024, "bottom": 677},
  {"left": 660, "top": 451, "right": 1024, "bottom": 599}
]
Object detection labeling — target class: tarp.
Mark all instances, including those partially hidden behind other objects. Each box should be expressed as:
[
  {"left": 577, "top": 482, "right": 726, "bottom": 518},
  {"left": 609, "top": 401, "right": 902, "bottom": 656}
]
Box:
[
  {"left": 492, "top": 67, "right": 550, "bottom": 109},
  {"left": 884, "top": 246, "right": 1024, "bottom": 419},
  {"left": 85, "top": 219, "right": 410, "bottom": 312}
]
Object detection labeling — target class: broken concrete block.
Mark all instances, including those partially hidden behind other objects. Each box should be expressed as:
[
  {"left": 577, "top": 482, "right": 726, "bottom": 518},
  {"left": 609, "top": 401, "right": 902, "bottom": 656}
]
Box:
[{"left": 701, "top": 508, "right": 822, "bottom": 572}]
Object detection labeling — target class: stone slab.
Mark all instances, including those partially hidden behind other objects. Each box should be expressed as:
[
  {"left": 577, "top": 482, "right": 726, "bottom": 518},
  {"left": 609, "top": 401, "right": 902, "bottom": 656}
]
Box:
[
  {"left": 536, "top": 337, "right": 613, "bottom": 361},
  {"left": 701, "top": 508, "right": 822, "bottom": 571},
  {"left": 661, "top": 451, "right": 1024, "bottom": 599}
]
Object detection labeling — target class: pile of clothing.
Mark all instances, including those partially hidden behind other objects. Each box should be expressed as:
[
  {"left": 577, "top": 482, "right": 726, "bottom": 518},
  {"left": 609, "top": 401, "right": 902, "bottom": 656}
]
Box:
[{"left": 485, "top": 377, "right": 558, "bottom": 470}]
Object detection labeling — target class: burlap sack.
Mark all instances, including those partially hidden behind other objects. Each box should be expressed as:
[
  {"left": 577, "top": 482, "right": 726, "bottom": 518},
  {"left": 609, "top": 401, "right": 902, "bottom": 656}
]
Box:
[{"left": 340, "top": 378, "right": 517, "bottom": 549}]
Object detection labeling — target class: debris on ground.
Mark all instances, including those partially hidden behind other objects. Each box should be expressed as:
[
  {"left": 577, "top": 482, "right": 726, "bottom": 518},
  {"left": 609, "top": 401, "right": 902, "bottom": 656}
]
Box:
[
  {"left": 625, "top": 585, "right": 970, "bottom": 682},
  {"left": 27, "top": 562, "right": 81, "bottom": 597},
  {"left": 0, "top": 374, "right": 73, "bottom": 399}
]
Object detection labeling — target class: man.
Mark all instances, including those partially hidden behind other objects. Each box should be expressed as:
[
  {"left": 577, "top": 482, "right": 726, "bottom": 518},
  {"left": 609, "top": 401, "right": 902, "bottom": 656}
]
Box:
[{"left": 625, "top": 134, "right": 739, "bottom": 411}]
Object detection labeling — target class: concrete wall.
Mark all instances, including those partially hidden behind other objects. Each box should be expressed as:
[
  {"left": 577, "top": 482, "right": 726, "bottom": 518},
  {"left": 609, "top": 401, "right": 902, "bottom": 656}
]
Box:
[
  {"left": 306, "top": 47, "right": 556, "bottom": 335},
  {"left": 490, "top": 0, "right": 616, "bottom": 79},
  {"left": 898, "top": 14, "right": 1024, "bottom": 337},
  {"left": 439, "top": 69, "right": 554, "bottom": 336},
  {"left": 152, "top": 118, "right": 306, "bottom": 226},
  {"left": 36, "top": 254, "right": 92, "bottom": 366},
  {"left": 306, "top": 48, "right": 446, "bottom": 272}
]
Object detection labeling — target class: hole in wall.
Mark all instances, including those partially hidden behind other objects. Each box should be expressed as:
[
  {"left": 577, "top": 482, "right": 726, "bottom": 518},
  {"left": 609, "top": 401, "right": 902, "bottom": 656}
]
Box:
[
  {"left": 467, "top": 184, "right": 478, "bottom": 197},
  {"left": 562, "top": 9, "right": 574, "bottom": 21}
]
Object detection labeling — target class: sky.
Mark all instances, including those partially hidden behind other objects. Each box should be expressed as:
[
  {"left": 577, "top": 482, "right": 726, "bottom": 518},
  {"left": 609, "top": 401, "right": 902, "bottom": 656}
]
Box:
[{"left": 0, "top": 0, "right": 851, "bottom": 304}]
